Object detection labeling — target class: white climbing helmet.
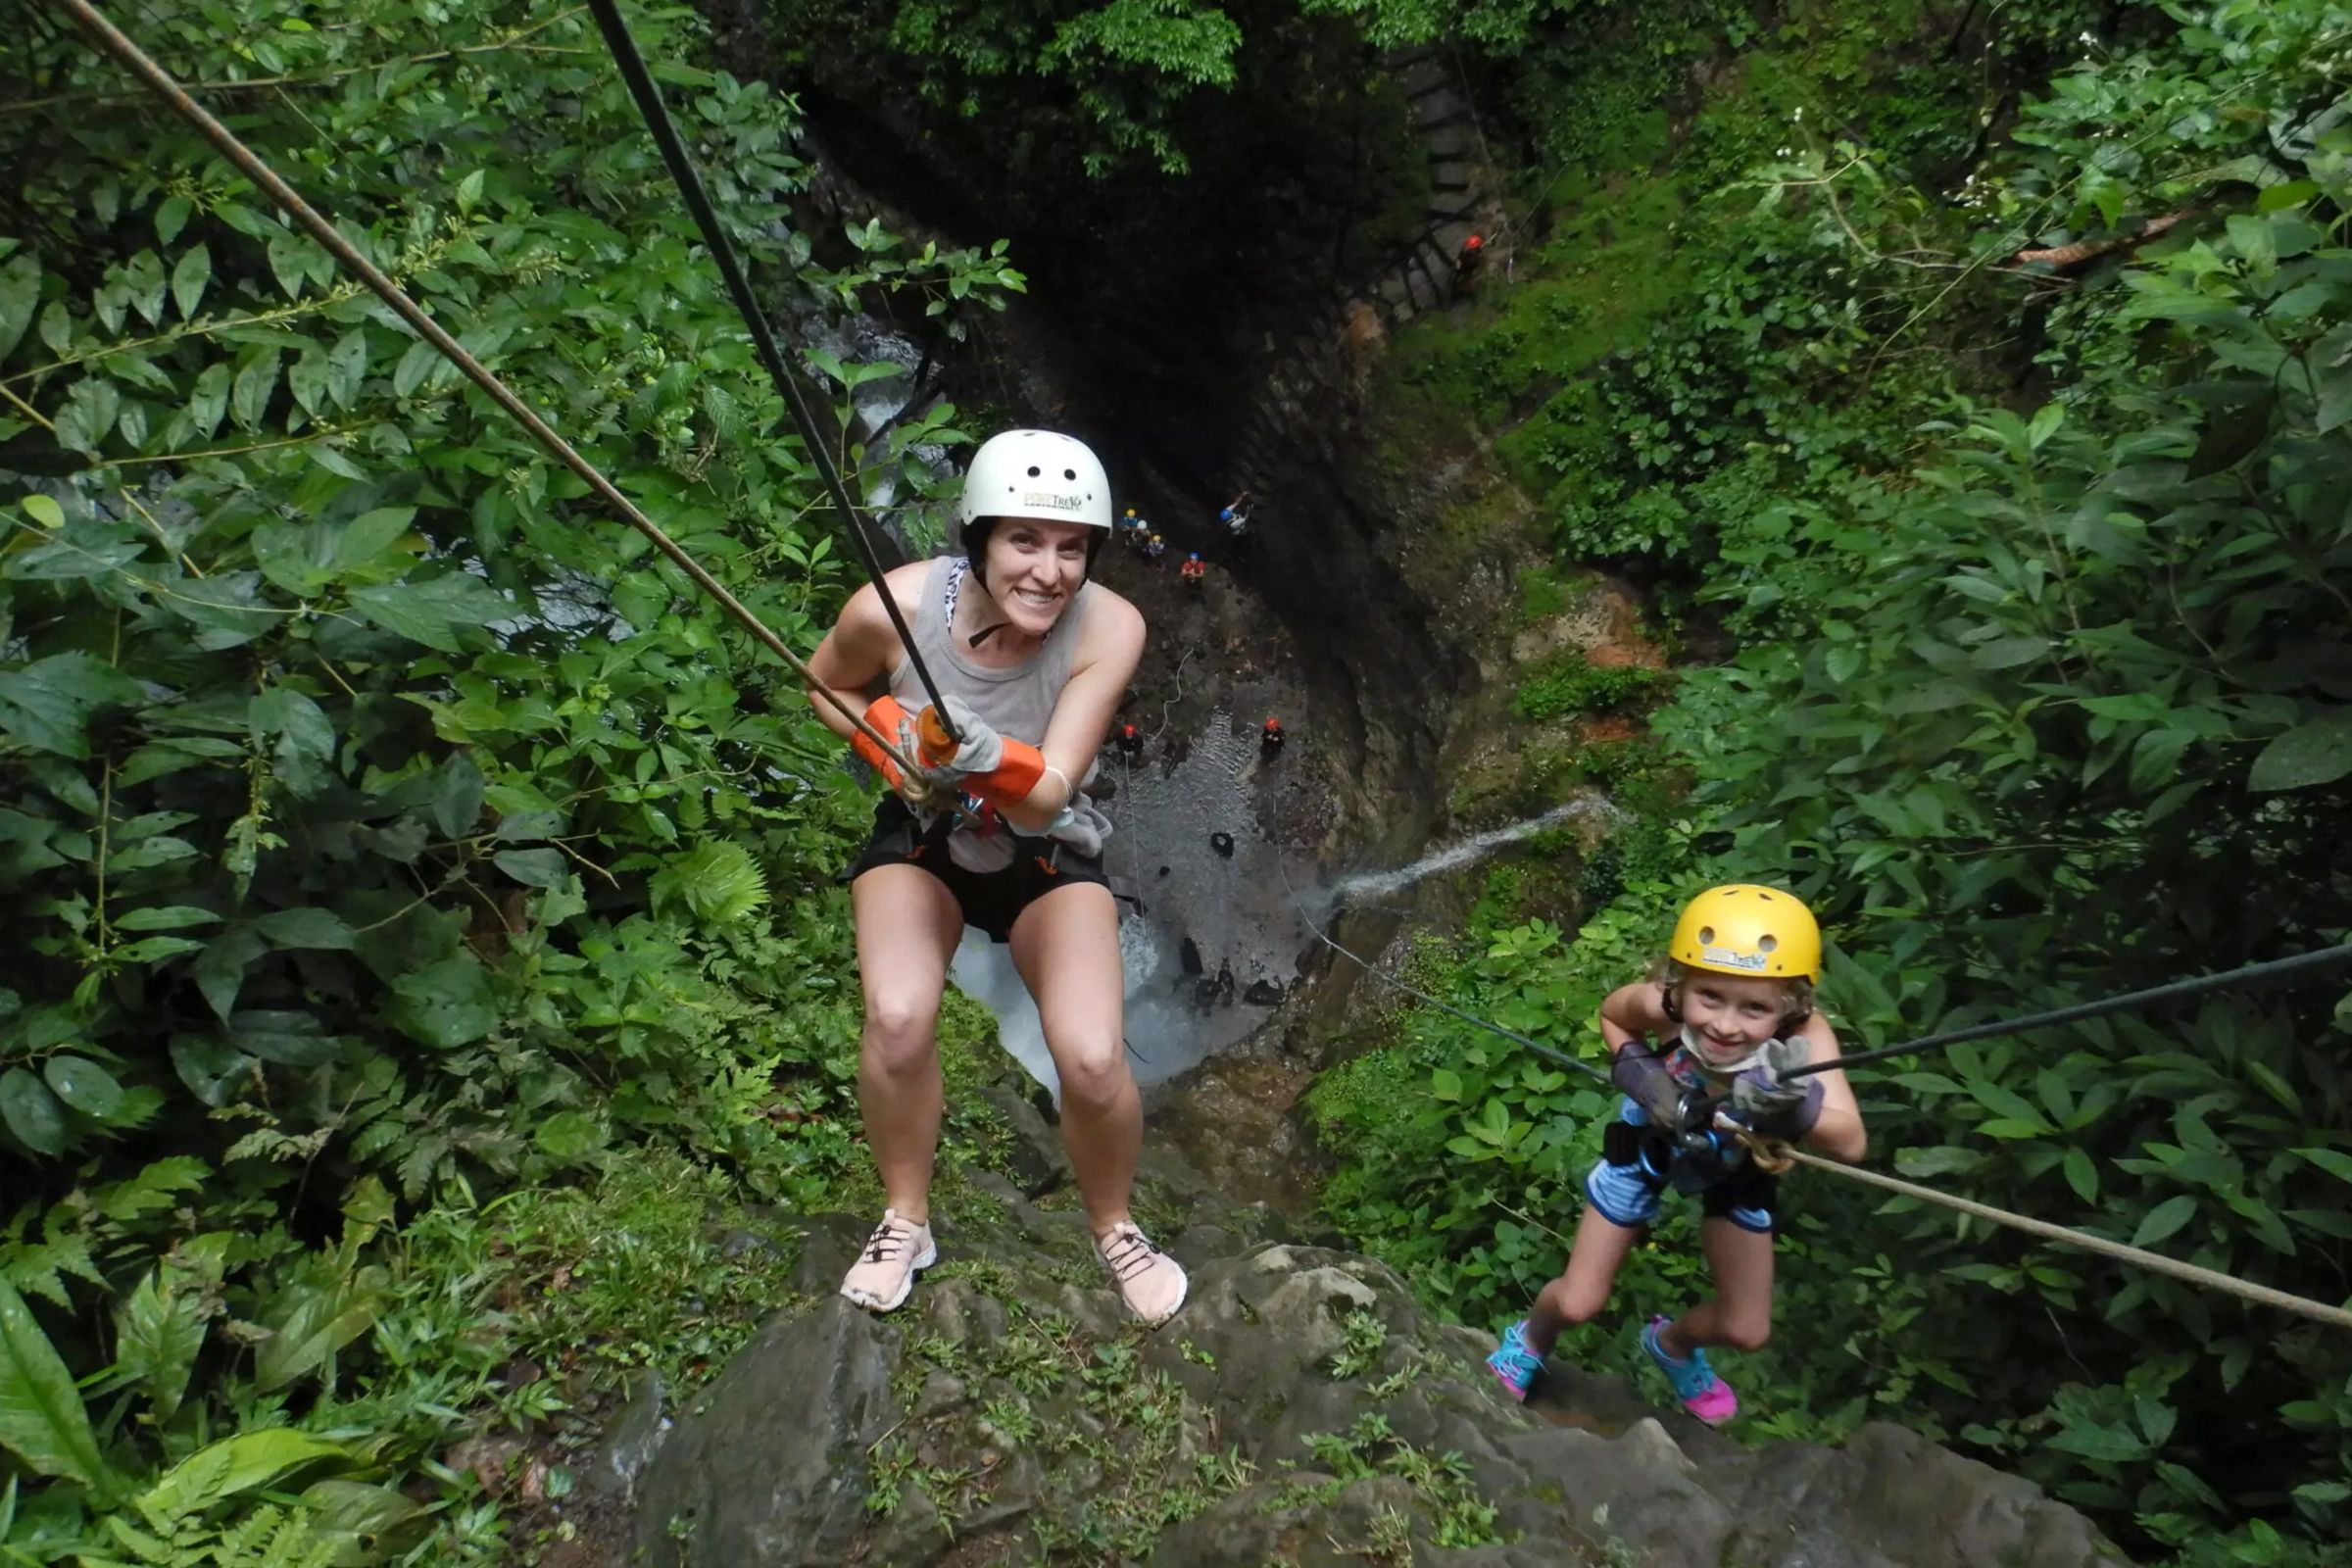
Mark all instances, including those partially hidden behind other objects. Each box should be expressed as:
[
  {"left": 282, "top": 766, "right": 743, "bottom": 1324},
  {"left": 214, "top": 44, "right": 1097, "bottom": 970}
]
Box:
[{"left": 958, "top": 429, "right": 1112, "bottom": 534}]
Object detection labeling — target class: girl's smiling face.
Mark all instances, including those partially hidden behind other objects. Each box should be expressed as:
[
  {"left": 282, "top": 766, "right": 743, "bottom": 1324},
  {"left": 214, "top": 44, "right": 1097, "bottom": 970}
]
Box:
[
  {"left": 1679, "top": 971, "right": 1793, "bottom": 1065},
  {"left": 981, "top": 518, "right": 1091, "bottom": 636}
]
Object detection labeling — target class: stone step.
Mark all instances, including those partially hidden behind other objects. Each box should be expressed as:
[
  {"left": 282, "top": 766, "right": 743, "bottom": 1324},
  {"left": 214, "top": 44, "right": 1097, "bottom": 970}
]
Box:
[
  {"left": 1422, "top": 123, "right": 1477, "bottom": 160},
  {"left": 1430, "top": 160, "right": 1471, "bottom": 192},
  {"left": 1404, "top": 258, "right": 1444, "bottom": 312},
  {"left": 1398, "top": 61, "right": 1450, "bottom": 99}
]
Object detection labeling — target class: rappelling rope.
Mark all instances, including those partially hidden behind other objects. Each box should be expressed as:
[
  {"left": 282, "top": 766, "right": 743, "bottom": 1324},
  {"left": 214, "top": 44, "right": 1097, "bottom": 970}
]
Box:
[
  {"left": 1276, "top": 852, "right": 2352, "bottom": 1329},
  {"left": 1780, "top": 942, "right": 2352, "bottom": 1081},
  {"left": 580, "top": 0, "right": 960, "bottom": 740},
  {"left": 55, "top": 0, "right": 928, "bottom": 784},
  {"left": 1736, "top": 1133, "right": 2352, "bottom": 1331},
  {"left": 1148, "top": 647, "right": 1197, "bottom": 745}
]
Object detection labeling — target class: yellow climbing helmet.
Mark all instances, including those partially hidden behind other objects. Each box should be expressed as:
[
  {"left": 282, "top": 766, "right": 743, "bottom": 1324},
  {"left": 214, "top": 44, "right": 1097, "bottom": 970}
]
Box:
[{"left": 1669, "top": 884, "right": 1820, "bottom": 981}]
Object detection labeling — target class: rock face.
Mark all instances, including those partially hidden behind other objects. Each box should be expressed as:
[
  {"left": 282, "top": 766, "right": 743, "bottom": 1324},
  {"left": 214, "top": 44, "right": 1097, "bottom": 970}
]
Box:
[{"left": 606, "top": 1178, "right": 2128, "bottom": 1567}]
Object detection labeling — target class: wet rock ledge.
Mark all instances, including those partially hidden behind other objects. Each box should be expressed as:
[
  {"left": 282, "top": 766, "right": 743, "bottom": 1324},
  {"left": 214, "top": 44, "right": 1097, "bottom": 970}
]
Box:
[{"left": 567, "top": 1165, "right": 2126, "bottom": 1568}]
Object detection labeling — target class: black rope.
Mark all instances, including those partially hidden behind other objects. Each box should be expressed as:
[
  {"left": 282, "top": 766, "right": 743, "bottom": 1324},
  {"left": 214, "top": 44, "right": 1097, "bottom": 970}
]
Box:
[
  {"left": 581, "top": 0, "right": 959, "bottom": 739},
  {"left": 1282, "top": 840, "right": 2352, "bottom": 1101},
  {"left": 1783, "top": 941, "right": 2352, "bottom": 1081}
]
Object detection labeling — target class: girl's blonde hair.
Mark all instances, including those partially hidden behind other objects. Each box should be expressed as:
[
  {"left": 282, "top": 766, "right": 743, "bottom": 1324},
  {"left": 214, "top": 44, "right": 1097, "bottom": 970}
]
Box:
[{"left": 1649, "top": 957, "right": 1815, "bottom": 1028}]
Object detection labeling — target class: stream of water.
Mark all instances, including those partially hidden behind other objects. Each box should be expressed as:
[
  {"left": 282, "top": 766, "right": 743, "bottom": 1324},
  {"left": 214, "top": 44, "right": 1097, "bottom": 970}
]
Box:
[
  {"left": 1327, "top": 796, "right": 1616, "bottom": 902},
  {"left": 958, "top": 784, "right": 1613, "bottom": 1098}
]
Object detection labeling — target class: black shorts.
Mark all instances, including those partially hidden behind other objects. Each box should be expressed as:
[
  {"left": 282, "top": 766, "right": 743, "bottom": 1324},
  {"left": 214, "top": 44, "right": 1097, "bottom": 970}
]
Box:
[{"left": 843, "top": 797, "right": 1110, "bottom": 944}]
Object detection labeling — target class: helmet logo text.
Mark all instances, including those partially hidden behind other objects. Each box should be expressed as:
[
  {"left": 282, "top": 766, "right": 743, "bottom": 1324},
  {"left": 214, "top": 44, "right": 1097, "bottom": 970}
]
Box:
[
  {"left": 1022, "top": 491, "right": 1084, "bottom": 512},
  {"left": 1702, "top": 945, "right": 1769, "bottom": 971}
]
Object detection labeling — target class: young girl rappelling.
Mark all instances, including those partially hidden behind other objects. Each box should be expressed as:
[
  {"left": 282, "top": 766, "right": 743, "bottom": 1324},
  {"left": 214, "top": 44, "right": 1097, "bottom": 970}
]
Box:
[
  {"left": 805, "top": 429, "right": 1187, "bottom": 1326},
  {"left": 1486, "top": 885, "right": 1866, "bottom": 1422}
]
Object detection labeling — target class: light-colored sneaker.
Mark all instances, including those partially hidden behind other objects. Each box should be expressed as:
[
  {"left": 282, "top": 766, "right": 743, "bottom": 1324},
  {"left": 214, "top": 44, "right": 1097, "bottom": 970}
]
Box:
[
  {"left": 1098, "top": 1220, "right": 1187, "bottom": 1326},
  {"left": 840, "top": 1208, "right": 936, "bottom": 1313}
]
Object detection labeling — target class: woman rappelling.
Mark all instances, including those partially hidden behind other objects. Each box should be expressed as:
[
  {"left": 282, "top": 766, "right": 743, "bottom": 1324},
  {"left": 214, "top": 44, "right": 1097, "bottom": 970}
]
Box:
[{"left": 805, "top": 429, "right": 1188, "bottom": 1326}]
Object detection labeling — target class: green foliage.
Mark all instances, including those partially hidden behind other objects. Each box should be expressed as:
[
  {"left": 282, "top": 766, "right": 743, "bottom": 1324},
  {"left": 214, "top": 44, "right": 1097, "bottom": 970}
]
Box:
[
  {"left": 0, "top": 0, "right": 1015, "bottom": 1557},
  {"left": 771, "top": 0, "right": 1246, "bottom": 175},
  {"left": 1509, "top": 655, "right": 1664, "bottom": 723},
  {"left": 1288, "top": 1411, "right": 1499, "bottom": 1547},
  {"left": 1321, "top": 0, "right": 2352, "bottom": 1560}
]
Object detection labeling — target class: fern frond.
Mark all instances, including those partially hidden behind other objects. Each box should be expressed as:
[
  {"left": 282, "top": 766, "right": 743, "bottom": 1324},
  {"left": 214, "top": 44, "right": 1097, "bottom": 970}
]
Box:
[{"left": 651, "top": 841, "right": 769, "bottom": 927}]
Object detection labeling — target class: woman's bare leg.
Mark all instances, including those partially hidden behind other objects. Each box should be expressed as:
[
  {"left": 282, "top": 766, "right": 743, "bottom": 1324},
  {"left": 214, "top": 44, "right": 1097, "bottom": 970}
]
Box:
[
  {"left": 1009, "top": 881, "right": 1139, "bottom": 1235},
  {"left": 851, "top": 864, "right": 966, "bottom": 1223}
]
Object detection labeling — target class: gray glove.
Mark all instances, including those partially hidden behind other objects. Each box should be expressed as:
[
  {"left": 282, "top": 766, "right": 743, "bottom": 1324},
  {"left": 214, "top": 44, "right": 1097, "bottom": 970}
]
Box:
[
  {"left": 1042, "top": 804, "right": 1106, "bottom": 858},
  {"left": 1728, "top": 1036, "right": 1823, "bottom": 1138},
  {"left": 1611, "top": 1041, "right": 1693, "bottom": 1132},
  {"left": 921, "top": 696, "right": 1004, "bottom": 786}
]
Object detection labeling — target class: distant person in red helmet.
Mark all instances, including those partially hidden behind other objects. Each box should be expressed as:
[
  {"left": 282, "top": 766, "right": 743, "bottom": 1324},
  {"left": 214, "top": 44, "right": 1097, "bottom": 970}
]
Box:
[
  {"left": 1453, "top": 232, "right": 1485, "bottom": 294},
  {"left": 1115, "top": 721, "right": 1144, "bottom": 759},
  {"left": 1261, "top": 715, "right": 1285, "bottom": 755}
]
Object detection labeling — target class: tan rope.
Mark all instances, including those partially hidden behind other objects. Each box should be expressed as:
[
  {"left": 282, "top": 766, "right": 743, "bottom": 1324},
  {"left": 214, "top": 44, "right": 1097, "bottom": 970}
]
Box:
[
  {"left": 1739, "top": 1133, "right": 2352, "bottom": 1331},
  {"left": 55, "top": 0, "right": 926, "bottom": 788}
]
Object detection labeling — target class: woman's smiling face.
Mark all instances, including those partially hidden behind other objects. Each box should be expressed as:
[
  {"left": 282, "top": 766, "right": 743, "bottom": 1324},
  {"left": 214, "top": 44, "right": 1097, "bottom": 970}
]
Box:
[{"left": 981, "top": 517, "right": 1092, "bottom": 635}]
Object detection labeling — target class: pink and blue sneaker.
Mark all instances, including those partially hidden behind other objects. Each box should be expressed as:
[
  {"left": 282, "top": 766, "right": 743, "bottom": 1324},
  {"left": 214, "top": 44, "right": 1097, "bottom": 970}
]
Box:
[
  {"left": 1486, "top": 1318, "right": 1545, "bottom": 1402},
  {"left": 1640, "top": 1315, "right": 1737, "bottom": 1426}
]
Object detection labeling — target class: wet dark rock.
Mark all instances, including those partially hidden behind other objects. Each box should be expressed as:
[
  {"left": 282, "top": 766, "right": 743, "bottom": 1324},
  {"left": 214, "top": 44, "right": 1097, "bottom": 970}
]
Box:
[
  {"left": 621, "top": 1222, "right": 2125, "bottom": 1568},
  {"left": 1179, "top": 936, "right": 1203, "bottom": 975},
  {"left": 1208, "top": 830, "right": 1236, "bottom": 858},
  {"left": 715, "top": 1228, "right": 786, "bottom": 1262},
  {"left": 1244, "top": 978, "right": 1285, "bottom": 1005},
  {"left": 581, "top": 1369, "right": 670, "bottom": 1510},
  {"left": 630, "top": 1305, "right": 892, "bottom": 1564},
  {"left": 975, "top": 1085, "right": 1069, "bottom": 1198}
]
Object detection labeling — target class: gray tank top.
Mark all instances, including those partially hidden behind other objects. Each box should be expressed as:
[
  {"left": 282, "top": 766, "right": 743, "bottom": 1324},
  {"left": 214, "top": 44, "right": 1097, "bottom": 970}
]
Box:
[
  {"left": 887, "top": 555, "right": 1092, "bottom": 745},
  {"left": 885, "top": 557, "right": 1113, "bottom": 869}
]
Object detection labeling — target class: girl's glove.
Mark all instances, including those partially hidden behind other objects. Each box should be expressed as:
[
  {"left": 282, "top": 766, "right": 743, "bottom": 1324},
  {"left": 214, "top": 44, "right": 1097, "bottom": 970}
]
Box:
[
  {"left": 1726, "top": 1036, "right": 1824, "bottom": 1138},
  {"left": 1612, "top": 1041, "right": 1700, "bottom": 1134}
]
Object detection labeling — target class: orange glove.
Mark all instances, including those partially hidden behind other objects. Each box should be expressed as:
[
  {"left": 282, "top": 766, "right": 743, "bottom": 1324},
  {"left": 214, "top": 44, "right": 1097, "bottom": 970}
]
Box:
[
  {"left": 963, "top": 740, "right": 1047, "bottom": 809},
  {"left": 851, "top": 695, "right": 922, "bottom": 792},
  {"left": 913, "top": 697, "right": 1048, "bottom": 809}
]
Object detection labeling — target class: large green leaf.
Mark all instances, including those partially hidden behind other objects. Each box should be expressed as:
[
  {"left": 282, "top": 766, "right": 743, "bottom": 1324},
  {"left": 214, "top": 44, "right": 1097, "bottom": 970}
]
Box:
[
  {"left": 169, "top": 243, "right": 210, "bottom": 321},
  {"left": 2248, "top": 713, "right": 2352, "bottom": 792},
  {"left": 253, "top": 1271, "right": 384, "bottom": 1394},
  {"left": 0, "top": 652, "right": 143, "bottom": 760},
  {"left": 138, "top": 1429, "right": 347, "bottom": 1521},
  {"left": 249, "top": 686, "right": 337, "bottom": 796},
  {"left": 228, "top": 1011, "right": 344, "bottom": 1067},
  {"left": 2131, "top": 1194, "right": 2199, "bottom": 1250},
  {"left": 0, "top": 1069, "right": 65, "bottom": 1156},
  {"left": 252, "top": 506, "right": 414, "bottom": 595},
  {"left": 389, "top": 955, "right": 499, "bottom": 1048},
  {"left": 349, "top": 572, "right": 514, "bottom": 652},
  {"left": 0, "top": 1279, "right": 117, "bottom": 1494},
  {"left": 0, "top": 253, "right": 40, "bottom": 362},
  {"left": 41, "top": 1055, "right": 123, "bottom": 1119},
  {"left": 112, "top": 1267, "right": 206, "bottom": 1427}
]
